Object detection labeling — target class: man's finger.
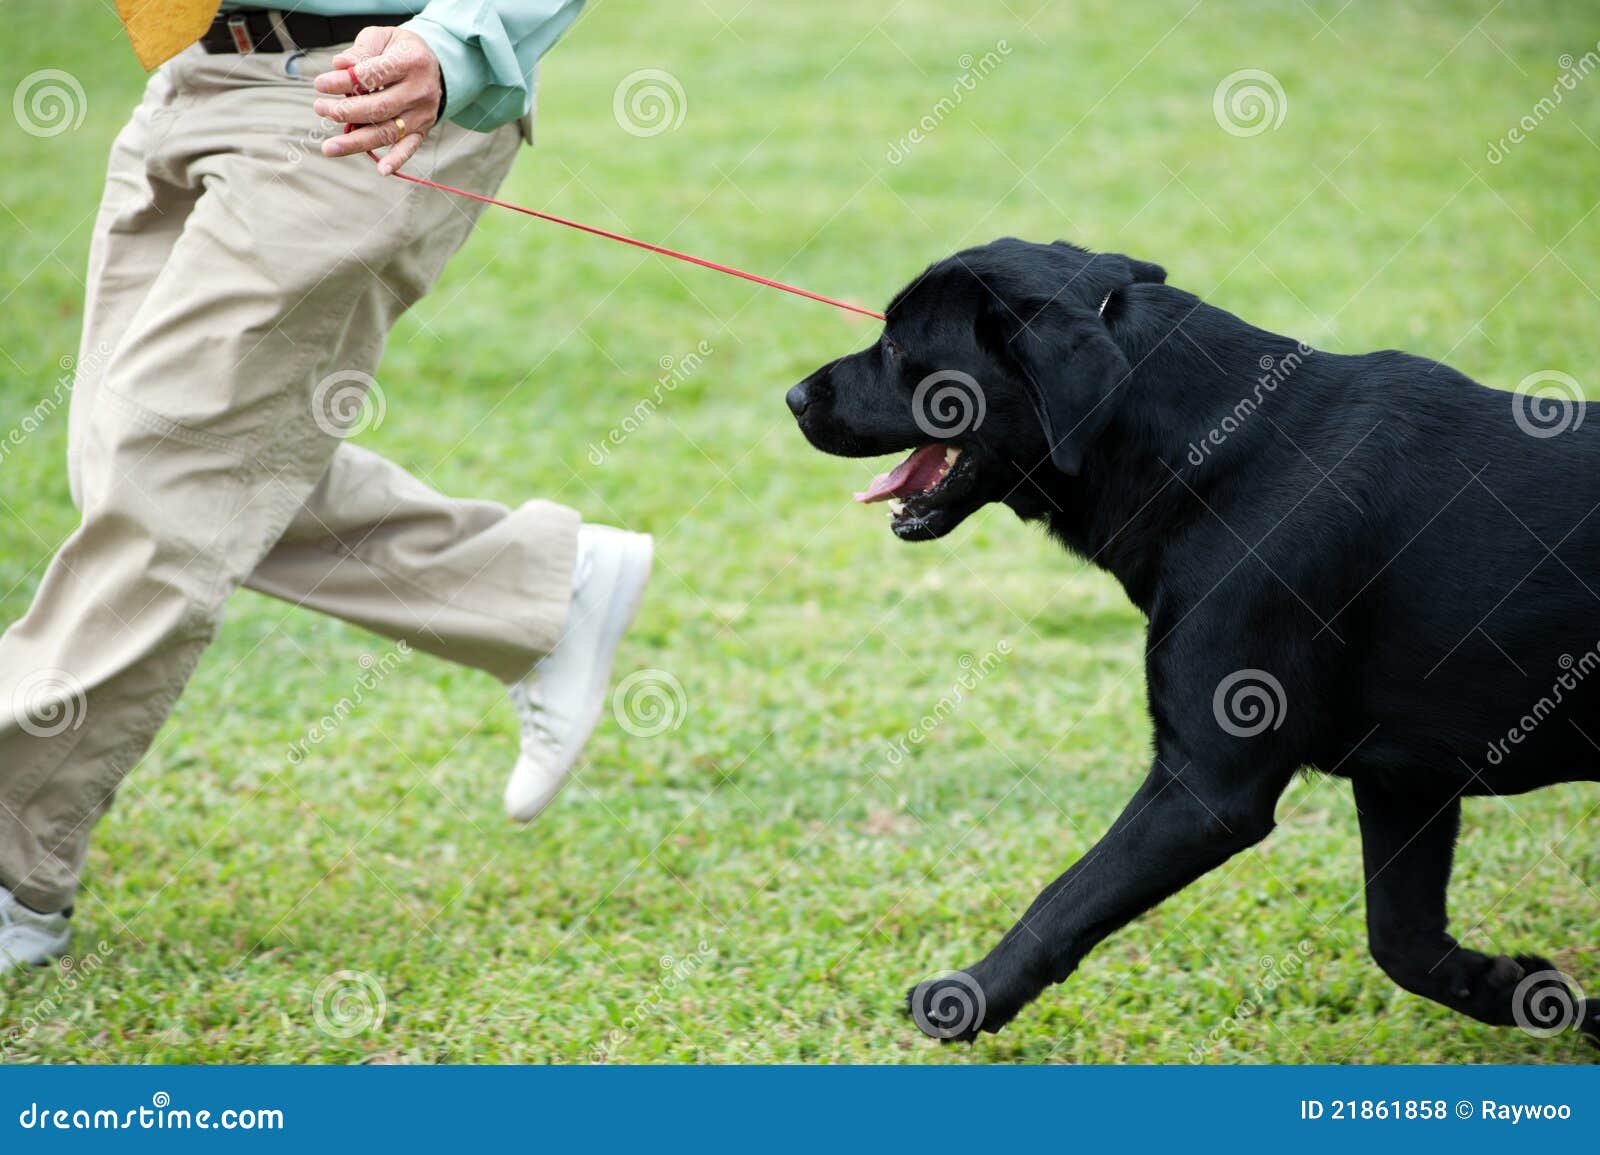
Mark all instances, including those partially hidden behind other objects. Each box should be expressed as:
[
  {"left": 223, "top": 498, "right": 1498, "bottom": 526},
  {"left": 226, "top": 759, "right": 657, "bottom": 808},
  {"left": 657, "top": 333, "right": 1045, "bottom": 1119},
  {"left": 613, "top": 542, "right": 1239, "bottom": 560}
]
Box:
[
  {"left": 314, "top": 83, "right": 424, "bottom": 126},
  {"left": 329, "top": 24, "right": 395, "bottom": 70},
  {"left": 312, "top": 66, "right": 364, "bottom": 96},
  {"left": 321, "top": 105, "right": 432, "bottom": 158},
  {"left": 318, "top": 34, "right": 407, "bottom": 96},
  {"left": 376, "top": 131, "right": 426, "bottom": 176}
]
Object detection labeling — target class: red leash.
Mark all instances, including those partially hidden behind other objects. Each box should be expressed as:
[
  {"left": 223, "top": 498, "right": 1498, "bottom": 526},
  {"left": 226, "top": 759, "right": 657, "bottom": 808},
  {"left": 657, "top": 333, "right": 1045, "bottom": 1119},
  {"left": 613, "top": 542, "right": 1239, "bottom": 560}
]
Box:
[{"left": 352, "top": 137, "right": 884, "bottom": 321}]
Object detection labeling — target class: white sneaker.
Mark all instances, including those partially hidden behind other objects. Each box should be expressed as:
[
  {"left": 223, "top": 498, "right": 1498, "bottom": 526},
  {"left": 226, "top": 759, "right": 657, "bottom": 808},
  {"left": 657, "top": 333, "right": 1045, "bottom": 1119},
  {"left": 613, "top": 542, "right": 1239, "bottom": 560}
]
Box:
[
  {"left": 504, "top": 525, "right": 654, "bottom": 821},
  {"left": 0, "top": 886, "right": 71, "bottom": 971}
]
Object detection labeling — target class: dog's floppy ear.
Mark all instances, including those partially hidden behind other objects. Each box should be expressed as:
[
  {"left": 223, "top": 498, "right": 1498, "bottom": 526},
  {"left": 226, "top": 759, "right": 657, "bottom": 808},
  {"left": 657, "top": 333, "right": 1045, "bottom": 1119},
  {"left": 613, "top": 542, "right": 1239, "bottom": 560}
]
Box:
[
  {"left": 1052, "top": 241, "right": 1165, "bottom": 285},
  {"left": 985, "top": 298, "right": 1134, "bottom": 476}
]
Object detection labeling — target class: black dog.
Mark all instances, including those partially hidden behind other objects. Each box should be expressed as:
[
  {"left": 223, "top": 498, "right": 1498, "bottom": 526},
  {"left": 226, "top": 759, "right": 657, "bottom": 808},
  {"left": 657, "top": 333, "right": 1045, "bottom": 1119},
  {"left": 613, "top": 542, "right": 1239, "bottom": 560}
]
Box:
[{"left": 786, "top": 238, "right": 1599, "bottom": 1046}]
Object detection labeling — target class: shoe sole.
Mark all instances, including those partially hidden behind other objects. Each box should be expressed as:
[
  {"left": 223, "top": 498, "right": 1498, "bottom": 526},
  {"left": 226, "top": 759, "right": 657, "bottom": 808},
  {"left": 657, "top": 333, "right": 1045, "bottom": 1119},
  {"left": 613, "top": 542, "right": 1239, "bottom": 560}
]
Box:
[
  {"left": 507, "top": 532, "right": 654, "bottom": 822},
  {"left": 0, "top": 931, "right": 71, "bottom": 971}
]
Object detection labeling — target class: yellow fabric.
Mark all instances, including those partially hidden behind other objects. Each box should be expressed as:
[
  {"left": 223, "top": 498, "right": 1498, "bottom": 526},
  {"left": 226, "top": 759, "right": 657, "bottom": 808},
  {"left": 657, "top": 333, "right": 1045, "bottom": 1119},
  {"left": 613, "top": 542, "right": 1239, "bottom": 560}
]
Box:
[{"left": 115, "top": 0, "right": 222, "bottom": 70}]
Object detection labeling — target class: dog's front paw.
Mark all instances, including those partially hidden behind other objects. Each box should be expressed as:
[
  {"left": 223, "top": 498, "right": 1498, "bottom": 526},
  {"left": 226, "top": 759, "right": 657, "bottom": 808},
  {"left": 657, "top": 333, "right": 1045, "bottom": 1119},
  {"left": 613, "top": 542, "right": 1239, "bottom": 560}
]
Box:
[{"left": 905, "top": 969, "right": 996, "bottom": 1044}]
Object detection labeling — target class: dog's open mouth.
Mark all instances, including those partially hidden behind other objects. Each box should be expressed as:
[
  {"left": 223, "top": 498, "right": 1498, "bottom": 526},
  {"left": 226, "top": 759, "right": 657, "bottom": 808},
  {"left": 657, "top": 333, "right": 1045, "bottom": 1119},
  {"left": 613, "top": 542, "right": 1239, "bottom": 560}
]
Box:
[{"left": 853, "top": 444, "right": 979, "bottom": 539}]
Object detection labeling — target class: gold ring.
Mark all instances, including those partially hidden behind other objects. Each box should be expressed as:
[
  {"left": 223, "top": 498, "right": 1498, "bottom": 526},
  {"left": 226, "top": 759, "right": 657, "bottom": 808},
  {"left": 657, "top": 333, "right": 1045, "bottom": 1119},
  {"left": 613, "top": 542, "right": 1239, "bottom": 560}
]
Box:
[{"left": 394, "top": 117, "right": 407, "bottom": 140}]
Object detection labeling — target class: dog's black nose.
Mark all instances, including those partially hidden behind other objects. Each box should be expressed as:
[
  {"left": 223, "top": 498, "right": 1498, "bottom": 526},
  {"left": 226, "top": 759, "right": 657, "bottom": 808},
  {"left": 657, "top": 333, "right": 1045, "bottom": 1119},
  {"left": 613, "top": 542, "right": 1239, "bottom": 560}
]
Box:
[{"left": 785, "top": 383, "right": 810, "bottom": 417}]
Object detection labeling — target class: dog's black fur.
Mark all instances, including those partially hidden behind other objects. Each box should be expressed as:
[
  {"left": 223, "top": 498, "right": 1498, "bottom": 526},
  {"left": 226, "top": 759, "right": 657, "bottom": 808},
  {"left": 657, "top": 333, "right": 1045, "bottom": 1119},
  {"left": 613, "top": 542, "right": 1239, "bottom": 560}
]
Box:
[{"left": 787, "top": 238, "right": 1599, "bottom": 1045}]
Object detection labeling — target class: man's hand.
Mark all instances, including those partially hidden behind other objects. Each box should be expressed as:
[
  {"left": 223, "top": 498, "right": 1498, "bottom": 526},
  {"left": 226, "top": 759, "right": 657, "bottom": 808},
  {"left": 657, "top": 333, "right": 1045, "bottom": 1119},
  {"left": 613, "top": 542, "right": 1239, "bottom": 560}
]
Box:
[{"left": 314, "top": 26, "right": 442, "bottom": 176}]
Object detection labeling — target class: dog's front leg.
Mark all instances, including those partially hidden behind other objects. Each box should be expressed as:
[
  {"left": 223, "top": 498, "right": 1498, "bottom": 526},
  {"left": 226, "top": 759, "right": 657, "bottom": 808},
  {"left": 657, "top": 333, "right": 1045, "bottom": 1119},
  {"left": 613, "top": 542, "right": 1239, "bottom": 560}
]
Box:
[{"left": 908, "top": 757, "right": 1289, "bottom": 1041}]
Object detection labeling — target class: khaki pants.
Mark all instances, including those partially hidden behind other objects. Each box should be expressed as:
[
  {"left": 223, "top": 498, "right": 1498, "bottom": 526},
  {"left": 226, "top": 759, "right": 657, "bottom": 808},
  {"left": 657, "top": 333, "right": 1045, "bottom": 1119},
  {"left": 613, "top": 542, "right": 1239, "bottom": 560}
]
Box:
[{"left": 0, "top": 45, "right": 578, "bottom": 912}]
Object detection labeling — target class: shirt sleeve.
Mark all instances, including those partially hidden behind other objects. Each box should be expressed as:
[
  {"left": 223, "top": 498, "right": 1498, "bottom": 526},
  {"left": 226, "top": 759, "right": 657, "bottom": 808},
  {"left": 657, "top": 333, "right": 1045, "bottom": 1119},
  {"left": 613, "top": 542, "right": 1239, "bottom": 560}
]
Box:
[{"left": 403, "top": 0, "right": 587, "bottom": 132}]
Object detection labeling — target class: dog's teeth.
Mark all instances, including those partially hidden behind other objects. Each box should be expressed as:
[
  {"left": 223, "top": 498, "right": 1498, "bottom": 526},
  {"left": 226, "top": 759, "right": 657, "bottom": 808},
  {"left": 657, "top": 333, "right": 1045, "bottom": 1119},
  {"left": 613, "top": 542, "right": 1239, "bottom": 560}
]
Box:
[
  {"left": 887, "top": 499, "right": 906, "bottom": 516},
  {"left": 944, "top": 446, "right": 960, "bottom": 465}
]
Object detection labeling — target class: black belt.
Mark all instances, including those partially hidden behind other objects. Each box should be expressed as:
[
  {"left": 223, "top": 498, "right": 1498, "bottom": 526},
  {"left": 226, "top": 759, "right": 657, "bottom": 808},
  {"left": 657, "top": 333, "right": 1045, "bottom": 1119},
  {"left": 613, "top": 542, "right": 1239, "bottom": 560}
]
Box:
[{"left": 199, "top": 9, "right": 409, "bottom": 54}]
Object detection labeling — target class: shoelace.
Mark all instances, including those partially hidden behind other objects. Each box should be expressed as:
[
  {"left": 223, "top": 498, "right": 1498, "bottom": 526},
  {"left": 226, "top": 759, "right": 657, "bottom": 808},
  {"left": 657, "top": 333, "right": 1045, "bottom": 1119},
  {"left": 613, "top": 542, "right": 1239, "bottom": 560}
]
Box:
[
  {"left": 509, "top": 679, "right": 563, "bottom": 755},
  {"left": 509, "top": 534, "right": 598, "bottom": 753}
]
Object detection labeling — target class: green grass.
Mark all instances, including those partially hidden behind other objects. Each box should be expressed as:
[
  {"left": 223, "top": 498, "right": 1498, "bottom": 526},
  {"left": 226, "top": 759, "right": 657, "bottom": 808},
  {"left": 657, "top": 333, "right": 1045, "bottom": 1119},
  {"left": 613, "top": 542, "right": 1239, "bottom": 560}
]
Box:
[{"left": 3, "top": 0, "right": 1598, "bottom": 1064}]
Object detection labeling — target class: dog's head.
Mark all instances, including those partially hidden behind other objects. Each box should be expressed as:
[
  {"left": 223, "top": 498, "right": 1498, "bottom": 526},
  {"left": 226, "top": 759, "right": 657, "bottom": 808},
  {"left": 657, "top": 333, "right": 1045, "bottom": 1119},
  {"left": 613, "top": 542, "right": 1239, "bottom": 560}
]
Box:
[{"left": 786, "top": 238, "right": 1166, "bottom": 540}]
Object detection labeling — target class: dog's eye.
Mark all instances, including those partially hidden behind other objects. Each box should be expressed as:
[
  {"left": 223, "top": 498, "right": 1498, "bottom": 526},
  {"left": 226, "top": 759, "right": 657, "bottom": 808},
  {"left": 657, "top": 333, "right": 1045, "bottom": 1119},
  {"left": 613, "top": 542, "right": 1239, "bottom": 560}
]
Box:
[{"left": 883, "top": 336, "right": 903, "bottom": 358}]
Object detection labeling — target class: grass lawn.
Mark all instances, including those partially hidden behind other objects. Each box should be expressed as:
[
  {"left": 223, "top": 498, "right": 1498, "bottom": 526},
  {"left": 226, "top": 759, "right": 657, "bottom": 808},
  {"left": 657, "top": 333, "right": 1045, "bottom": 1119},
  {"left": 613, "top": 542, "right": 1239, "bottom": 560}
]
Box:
[{"left": 2, "top": 0, "right": 1598, "bottom": 1064}]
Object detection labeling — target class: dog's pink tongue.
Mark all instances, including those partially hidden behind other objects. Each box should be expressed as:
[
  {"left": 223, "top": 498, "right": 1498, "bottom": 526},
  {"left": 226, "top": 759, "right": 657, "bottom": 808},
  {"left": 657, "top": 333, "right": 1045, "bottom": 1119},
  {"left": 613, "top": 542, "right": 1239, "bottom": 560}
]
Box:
[{"left": 854, "top": 444, "right": 946, "bottom": 503}]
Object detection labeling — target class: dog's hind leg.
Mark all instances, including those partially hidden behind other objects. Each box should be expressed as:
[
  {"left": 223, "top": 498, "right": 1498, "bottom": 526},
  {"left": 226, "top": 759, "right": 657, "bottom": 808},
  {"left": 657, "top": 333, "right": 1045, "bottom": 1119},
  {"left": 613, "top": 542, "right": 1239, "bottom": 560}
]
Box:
[
  {"left": 1354, "top": 778, "right": 1598, "bottom": 1041},
  {"left": 907, "top": 756, "right": 1290, "bottom": 1041}
]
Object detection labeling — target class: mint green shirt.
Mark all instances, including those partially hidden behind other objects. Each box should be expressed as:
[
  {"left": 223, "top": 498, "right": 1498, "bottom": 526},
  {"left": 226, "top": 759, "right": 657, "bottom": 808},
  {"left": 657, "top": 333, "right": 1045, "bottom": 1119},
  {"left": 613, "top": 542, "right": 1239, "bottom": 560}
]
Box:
[{"left": 221, "top": 1, "right": 586, "bottom": 131}]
